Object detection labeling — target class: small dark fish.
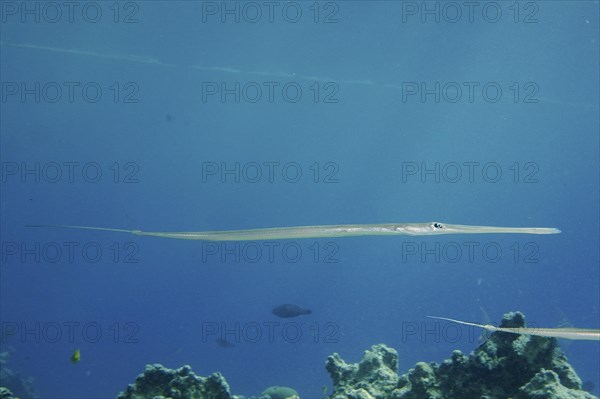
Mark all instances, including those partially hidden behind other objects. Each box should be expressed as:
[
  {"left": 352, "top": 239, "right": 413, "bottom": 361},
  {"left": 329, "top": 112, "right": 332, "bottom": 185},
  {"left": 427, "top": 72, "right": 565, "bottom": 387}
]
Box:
[
  {"left": 272, "top": 304, "right": 312, "bottom": 318},
  {"left": 165, "top": 113, "right": 174, "bottom": 122},
  {"left": 216, "top": 337, "right": 235, "bottom": 348}
]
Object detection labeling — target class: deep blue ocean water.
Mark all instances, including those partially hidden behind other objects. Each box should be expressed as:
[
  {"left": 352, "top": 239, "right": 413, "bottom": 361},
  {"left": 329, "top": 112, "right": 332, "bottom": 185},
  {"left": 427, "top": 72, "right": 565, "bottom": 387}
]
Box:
[{"left": 1, "top": 1, "right": 599, "bottom": 398}]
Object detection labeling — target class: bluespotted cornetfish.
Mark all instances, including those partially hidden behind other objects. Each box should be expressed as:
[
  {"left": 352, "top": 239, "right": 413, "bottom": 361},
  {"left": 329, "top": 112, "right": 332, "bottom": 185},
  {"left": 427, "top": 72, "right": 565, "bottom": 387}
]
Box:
[
  {"left": 427, "top": 316, "right": 600, "bottom": 341},
  {"left": 27, "top": 222, "right": 560, "bottom": 241}
]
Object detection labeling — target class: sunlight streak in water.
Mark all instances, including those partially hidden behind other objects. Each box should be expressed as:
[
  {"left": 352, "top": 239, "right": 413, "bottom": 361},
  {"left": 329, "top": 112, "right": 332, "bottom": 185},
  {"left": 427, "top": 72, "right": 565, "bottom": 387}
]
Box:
[{"left": 1, "top": 40, "right": 593, "bottom": 108}]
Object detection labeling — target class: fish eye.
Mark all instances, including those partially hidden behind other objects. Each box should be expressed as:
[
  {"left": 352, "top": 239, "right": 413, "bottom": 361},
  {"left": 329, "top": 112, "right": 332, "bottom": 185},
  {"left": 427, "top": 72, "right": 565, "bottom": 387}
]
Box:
[{"left": 432, "top": 222, "right": 444, "bottom": 229}]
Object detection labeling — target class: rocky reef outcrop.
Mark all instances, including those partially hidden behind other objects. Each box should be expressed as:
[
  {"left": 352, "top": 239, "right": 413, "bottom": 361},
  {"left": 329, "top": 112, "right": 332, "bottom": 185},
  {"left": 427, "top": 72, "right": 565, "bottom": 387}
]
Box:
[
  {"left": 115, "top": 363, "right": 302, "bottom": 399},
  {"left": 116, "top": 364, "right": 232, "bottom": 399},
  {"left": 325, "top": 312, "right": 598, "bottom": 399},
  {"left": 0, "top": 387, "right": 17, "bottom": 399},
  {"left": 115, "top": 312, "right": 597, "bottom": 399},
  {"left": 0, "top": 349, "right": 37, "bottom": 399}
]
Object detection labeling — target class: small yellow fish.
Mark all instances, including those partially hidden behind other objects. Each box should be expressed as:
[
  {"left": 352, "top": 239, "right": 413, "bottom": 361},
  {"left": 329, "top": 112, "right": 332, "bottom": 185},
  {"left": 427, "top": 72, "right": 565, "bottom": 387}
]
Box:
[{"left": 70, "top": 349, "right": 80, "bottom": 364}]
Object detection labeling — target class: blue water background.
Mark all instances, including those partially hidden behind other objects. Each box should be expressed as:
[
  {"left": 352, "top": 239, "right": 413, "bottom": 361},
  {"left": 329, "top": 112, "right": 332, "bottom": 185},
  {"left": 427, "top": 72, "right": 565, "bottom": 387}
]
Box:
[{"left": 1, "top": 2, "right": 599, "bottom": 398}]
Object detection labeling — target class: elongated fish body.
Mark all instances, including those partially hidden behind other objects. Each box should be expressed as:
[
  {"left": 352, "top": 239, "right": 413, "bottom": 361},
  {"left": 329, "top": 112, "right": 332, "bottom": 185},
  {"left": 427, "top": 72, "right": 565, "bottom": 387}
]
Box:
[
  {"left": 427, "top": 316, "right": 600, "bottom": 341},
  {"left": 27, "top": 222, "right": 561, "bottom": 242}
]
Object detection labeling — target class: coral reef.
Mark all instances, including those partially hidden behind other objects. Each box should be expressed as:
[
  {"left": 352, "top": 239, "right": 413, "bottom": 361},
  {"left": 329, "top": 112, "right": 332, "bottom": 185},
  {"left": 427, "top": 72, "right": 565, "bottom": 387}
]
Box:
[
  {"left": 116, "top": 364, "right": 232, "bottom": 399},
  {"left": 115, "top": 363, "right": 303, "bottom": 399},
  {"left": 116, "top": 312, "right": 597, "bottom": 399},
  {"left": 0, "top": 349, "right": 37, "bottom": 399},
  {"left": 325, "top": 312, "right": 598, "bottom": 399},
  {"left": 0, "top": 387, "right": 17, "bottom": 399},
  {"left": 326, "top": 344, "right": 399, "bottom": 399}
]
